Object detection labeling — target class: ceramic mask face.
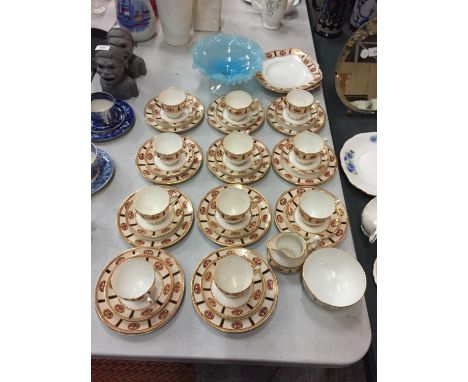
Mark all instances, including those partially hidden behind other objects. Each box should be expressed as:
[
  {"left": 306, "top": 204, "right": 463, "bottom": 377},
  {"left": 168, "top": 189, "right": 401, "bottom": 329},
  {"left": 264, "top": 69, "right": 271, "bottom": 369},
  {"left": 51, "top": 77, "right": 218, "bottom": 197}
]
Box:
[
  {"left": 96, "top": 55, "right": 125, "bottom": 86},
  {"left": 108, "top": 35, "right": 134, "bottom": 62}
]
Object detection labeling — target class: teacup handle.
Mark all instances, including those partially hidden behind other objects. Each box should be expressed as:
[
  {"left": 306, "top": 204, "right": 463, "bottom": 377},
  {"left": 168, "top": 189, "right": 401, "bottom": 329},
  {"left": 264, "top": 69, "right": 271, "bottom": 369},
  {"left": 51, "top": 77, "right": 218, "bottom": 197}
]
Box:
[
  {"left": 369, "top": 228, "right": 377, "bottom": 244},
  {"left": 146, "top": 295, "right": 154, "bottom": 304},
  {"left": 305, "top": 234, "right": 321, "bottom": 253},
  {"left": 250, "top": 98, "right": 260, "bottom": 110},
  {"left": 169, "top": 194, "right": 179, "bottom": 207}
]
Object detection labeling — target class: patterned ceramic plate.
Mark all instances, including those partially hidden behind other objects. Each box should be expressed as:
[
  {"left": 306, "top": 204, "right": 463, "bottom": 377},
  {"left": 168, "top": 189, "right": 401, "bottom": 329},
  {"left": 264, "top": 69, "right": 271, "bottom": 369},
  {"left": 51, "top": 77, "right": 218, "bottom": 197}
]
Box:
[
  {"left": 91, "top": 104, "right": 126, "bottom": 134},
  {"left": 274, "top": 187, "right": 348, "bottom": 248},
  {"left": 207, "top": 97, "right": 264, "bottom": 134},
  {"left": 135, "top": 137, "right": 203, "bottom": 184},
  {"left": 117, "top": 187, "right": 194, "bottom": 248},
  {"left": 206, "top": 138, "right": 271, "bottom": 184},
  {"left": 144, "top": 95, "right": 204, "bottom": 133},
  {"left": 91, "top": 149, "right": 115, "bottom": 194},
  {"left": 267, "top": 97, "right": 326, "bottom": 135},
  {"left": 91, "top": 100, "right": 135, "bottom": 142},
  {"left": 191, "top": 247, "right": 278, "bottom": 333},
  {"left": 198, "top": 185, "right": 271, "bottom": 246},
  {"left": 340, "top": 132, "right": 377, "bottom": 196},
  {"left": 272, "top": 138, "right": 337, "bottom": 186},
  {"left": 255, "top": 49, "right": 323, "bottom": 93},
  {"left": 95, "top": 247, "right": 185, "bottom": 335}
]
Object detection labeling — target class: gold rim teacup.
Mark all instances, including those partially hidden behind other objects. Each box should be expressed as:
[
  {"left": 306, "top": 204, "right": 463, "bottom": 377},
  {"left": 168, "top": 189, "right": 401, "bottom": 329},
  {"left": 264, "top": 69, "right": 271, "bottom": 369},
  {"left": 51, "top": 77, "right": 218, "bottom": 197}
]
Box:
[
  {"left": 293, "top": 131, "right": 326, "bottom": 166},
  {"left": 225, "top": 90, "right": 253, "bottom": 122},
  {"left": 285, "top": 89, "right": 318, "bottom": 121},
  {"left": 133, "top": 186, "right": 177, "bottom": 223},
  {"left": 222, "top": 132, "right": 254, "bottom": 166},
  {"left": 159, "top": 87, "right": 187, "bottom": 119},
  {"left": 152, "top": 133, "right": 185, "bottom": 165},
  {"left": 299, "top": 189, "right": 336, "bottom": 226},
  {"left": 216, "top": 187, "right": 251, "bottom": 223}
]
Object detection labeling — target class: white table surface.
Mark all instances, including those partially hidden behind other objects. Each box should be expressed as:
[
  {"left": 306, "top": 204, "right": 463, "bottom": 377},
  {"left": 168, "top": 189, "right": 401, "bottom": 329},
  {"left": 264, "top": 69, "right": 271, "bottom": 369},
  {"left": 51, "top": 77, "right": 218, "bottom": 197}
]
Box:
[{"left": 91, "top": 0, "right": 371, "bottom": 366}]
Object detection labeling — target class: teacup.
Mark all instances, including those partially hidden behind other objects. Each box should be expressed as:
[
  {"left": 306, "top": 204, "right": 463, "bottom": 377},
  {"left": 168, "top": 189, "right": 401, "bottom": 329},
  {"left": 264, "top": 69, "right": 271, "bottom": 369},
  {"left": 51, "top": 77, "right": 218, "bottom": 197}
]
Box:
[
  {"left": 225, "top": 90, "right": 253, "bottom": 122},
  {"left": 159, "top": 87, "right": 187, "bottom": 119},
  {"left": 91, "top": 143, "right": 100, "bottom": 179},
  {"left": 152, "top": 133, "right": 184, "bottom": 165},
  {"left": 111, "top": 257, "right": 156, "bottom": 303},
  {"left": 214, "top": 255, "right": 259, "bottom": 297},
  {"left": 91, "top": 92, "right": 119, "bottom": 127},
  {"left": 216, "top": 187, "right": 251, "bottom": 224},
  {"left": 299, "top": 189, "right": 336, "bottom": 226},
  {"left": 285, "top": 89, "right": 318, "bottom": 120},
  {"left": 267, "top": 232, "right": 321, "bottom": 268},
  {"left": 133, "top": 186, "right": 176, "bottom": 223},
  {"left": 222, "top": 132, "right": 254, "bottom": 166},
  {"left": 293, "top": 131, "right": 326, "bottom": 165}
]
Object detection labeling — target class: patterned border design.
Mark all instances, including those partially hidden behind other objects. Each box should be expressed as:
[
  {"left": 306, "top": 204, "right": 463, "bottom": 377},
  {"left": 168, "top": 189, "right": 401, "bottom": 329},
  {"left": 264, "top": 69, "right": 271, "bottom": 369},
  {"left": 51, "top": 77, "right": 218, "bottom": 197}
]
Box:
[
  {"left": 95, "top": 247, "right": 185, "bottom": 335},
  {"left": 135, "top": 137, "right": 203, "bottom": 185},
  {"left": 274, "top": 187, "right": 348, "bottom": 248},
  {"left": 191, "top": 247, "right": 278, "bottom": 333},
  {"left": 206, "top": 138, "right": 271, "bottom": 184},
  {"left": 144, "top": 95, "right": 204, "bottom": 133},
  {"left": 255, "top": 48, "right": 323, "bottom": 93},
  {"left": 266, "top": 97, "right": 326, "bottom": 135}
]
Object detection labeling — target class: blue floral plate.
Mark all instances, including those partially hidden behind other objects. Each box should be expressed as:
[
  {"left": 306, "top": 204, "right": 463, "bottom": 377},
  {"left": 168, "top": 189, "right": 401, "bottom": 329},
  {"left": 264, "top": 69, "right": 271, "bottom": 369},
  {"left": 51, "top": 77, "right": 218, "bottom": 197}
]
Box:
[
  {"left": 91, "top": 149, "right": 114, "bottom": 194},
  {"left": 91, "top": 105, "right": 126, "bottom": 133},
  {"left": 91, "top": 100, "right": 135, "bottom": 142}
]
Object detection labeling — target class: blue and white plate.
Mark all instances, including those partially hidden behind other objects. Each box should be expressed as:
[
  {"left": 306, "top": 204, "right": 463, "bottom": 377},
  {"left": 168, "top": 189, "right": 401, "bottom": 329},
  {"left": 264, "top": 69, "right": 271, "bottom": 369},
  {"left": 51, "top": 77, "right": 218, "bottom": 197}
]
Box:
[
  {"left": 91, "top": 105, "right": 126, "bottom": 133},
  {"left": 92, "top": 149, "right": 115, "bottom": 194},
  {"left": 340, "top": 132, "right": 377, "bottom": 196},
  {"left": 91, "top": 100, "right": 135, "bottom": 142}
]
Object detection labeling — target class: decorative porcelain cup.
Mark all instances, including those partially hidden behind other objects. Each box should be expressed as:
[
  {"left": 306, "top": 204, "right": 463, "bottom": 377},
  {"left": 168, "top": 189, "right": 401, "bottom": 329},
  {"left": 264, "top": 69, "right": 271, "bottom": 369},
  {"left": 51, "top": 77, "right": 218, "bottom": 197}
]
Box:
[
  {"left": 91, "top": 92, "right": 119, "bottom": 127},
  {"left": 216, "top": 187, "right": 251, "bottom": 223},
  {"left": 224, "top": 90, "right": 253, "bottom": 122},
  {"left": 286, "top": 89, "right": 318, "bottom": 120},
  {"left": 293, "top": 131, "right": 326, "bottom": 165},
  {"left": 299, "top": 189, "right": 336, "bottom": 226},
  {"left": 152, "top": 133, "right": 185, "bottom": 165},
  {"left": 91, "top": 143, "right": 100, "bottom": 179},
  {"left": 133, "top": 186, "right": 175, "bottom": 223},
  {"left": 159, "top": 87, "right": 187, "bottom": 119},
  {"left": 214, "top": 255, "right": 259, "bottom": 297},
  {"left": 259, "top": 0, "right": 288, "bottom": 30},
  {"left": 222, "top": 132, "right": 254, "bottom": 166},
  {"left": 267, "top": 232, "right": 321, "bottom": 268},
  {"left": 111, "top": 257, "right": 156, "bottom": 303}
]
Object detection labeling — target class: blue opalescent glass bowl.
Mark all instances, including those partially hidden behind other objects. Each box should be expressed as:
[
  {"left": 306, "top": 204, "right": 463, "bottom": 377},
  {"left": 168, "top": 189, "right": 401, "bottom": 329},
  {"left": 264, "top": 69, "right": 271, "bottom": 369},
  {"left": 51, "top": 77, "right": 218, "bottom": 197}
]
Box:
[{"left": 191, "top": 34, "right": 264, "bottom": 85}]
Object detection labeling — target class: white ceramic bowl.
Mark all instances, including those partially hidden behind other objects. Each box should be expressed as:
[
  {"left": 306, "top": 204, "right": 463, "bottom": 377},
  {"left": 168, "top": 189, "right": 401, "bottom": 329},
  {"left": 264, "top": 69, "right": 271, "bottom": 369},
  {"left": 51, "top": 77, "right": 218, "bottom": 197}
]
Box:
[
  {"left": 223, "top": 132, "right": 254, "bottom": 165},
  {"left": 152, "top": 133, "right": 184, "bottom": 165},
  {"left": 216, "top": 187, "right": 251, "bottom": 223},
  {"left": 133, "top": 186, "right": 170, "bottom": 222},
  {"left": 214, "top": 255, "right": 253, "bottom": 297},
  {"left": 302, "top": 248, "right": 366, "bottom": 309},
  {"left": 299, "top": 189, "right": 336, "bottom": 225},
  {"left": 111, "top": 258, "right": 155, "bottom": 300}
]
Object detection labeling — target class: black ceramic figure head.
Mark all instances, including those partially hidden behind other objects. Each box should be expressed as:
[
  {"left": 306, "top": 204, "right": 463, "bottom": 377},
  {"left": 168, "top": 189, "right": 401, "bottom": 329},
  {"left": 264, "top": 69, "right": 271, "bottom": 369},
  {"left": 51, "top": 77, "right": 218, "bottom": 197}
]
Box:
[
  {"left": 107, "top": 26, "right": 147, "bottom": 79},
  {"left": 95, "top": 45, "right": 139, "bottom": 100}
]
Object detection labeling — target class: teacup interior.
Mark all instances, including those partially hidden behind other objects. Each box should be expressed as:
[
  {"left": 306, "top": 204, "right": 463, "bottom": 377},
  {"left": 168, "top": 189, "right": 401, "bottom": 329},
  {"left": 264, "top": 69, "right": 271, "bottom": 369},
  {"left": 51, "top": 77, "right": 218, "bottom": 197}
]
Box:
[
  {"left": 134, "top": 186, "right": 169, "bottom": 215},
  {"left": 223, "top": 132, "right": 254, "bottom": 155},
  {"left": 159, "top": 87, "right": 186, "bottom": 106},
  {"left": 225, "top": 90, "right": 252, "bottom": 109},
  {"left": 287, "top": 89, "right": 314, "bottom": 107},
  {"left": 303, "top": 248, "right": 366, "bottom": 307},
  {"left": 294, "top": 131, "right": 324, "bottom": 154},
  {"left": 111, "top": 258, "right": 155, "bottom": 300},
  {"left": 276, "top": 234, "right": 304, "bottom": 259},
  {"left": 217, "top": 187, "right": 251, "bottom": 216},
  {"left": 214, "top": 255, "right": 253, "bottom": 294},
  {"left": 153, "top": 133, "right": 183, "bottom": 155},
  {"left": 300, "top": 190, "right": 335, "bottom": 219}
]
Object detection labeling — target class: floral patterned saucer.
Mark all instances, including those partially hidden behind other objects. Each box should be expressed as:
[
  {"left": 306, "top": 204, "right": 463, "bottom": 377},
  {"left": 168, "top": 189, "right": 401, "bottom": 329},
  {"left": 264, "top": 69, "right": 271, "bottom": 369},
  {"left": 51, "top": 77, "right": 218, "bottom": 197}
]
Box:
[
  {"left": 255, "top": 48, "right": 323, "bottom": 93},
  {"left": 144, "top": 94, "right": 204, "bottom": 133},
  {"left": 91, "top": 100, "right": 135, "bottom": 142},
  {"left": 197, "top": 185, "right": 271, "bottom": 247},
  {"left": 206, "top": 137, "right": 271, "bottom": 184},
  {"left": 191, "top": 247, "right": 278, "bottom": 333},
  {"left": 117, "top": 187, "right": 194, "bottom": 248},
  {"left": 267, "top": 96, "right": 326, "bottom": 135},
  {"left": 272, "top": 137, "right": 337, "bottom": 186},
  {"left": 135, "top": 136, "right": 203, "bottom": 185},
  {"left": 207, "top": 96, "right": 264, "bottom": 134},
  {"left": 274, "top": 187, "right": 348, "bottom": 248},
  {"left": 91, "top": 149, "right": 115, "bottom": 194},
  {"left": 95, "top": 247, "right": 185, "bottom": 335}
]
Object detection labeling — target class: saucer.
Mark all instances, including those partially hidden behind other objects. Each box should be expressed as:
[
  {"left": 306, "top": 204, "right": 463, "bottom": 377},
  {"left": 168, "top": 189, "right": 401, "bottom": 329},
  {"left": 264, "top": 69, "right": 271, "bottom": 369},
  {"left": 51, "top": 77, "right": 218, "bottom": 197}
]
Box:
[
  {"left": 117, "top": 187, "right": 194, "bottom": 248},
  {"left": 255, "top": 49, "right": 322, "bottom": 93},
  {"left": 191, "top": 247, "right": 278, "bottom": 333},
  {"left": 207, "top": 96, "right": 264, "bottom": 134},
  {"left": 267, "top": 96, "right": 326, "bottom": 135},
  {"left": 135, "top": 137, "right": 203, "bottom": 184},
  {"left": 144, "top": 94, "right": 204, "bottom": 133},
  {"left": 340, "top": 132, "right": 377, "bottom": 196},
  {"left": 267, "top": 248, "right": 303, "bottom": 274},
  {"left": 91, "top": 149, "right": 115, "bottom": 194},
  {"left": 197, "top": 185, "right": 271, "bottom": 246},
  {"left": 91, "top": 105, "right": 125, "bottom": 133},
  {"left": 95, "top": 247, "right": 185, "bottom": 335},
  {"left": 274, "top": 187, "right": 348, "bottom": 248},
  {"left": 272, "top": 138, "right": 337, "bottom": 186},
  {"left": 91, "top": 100, "right": 135, "bottom": 142},
  {"left": 206, "top": 138, "right": 271, "bottom": 184}
]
